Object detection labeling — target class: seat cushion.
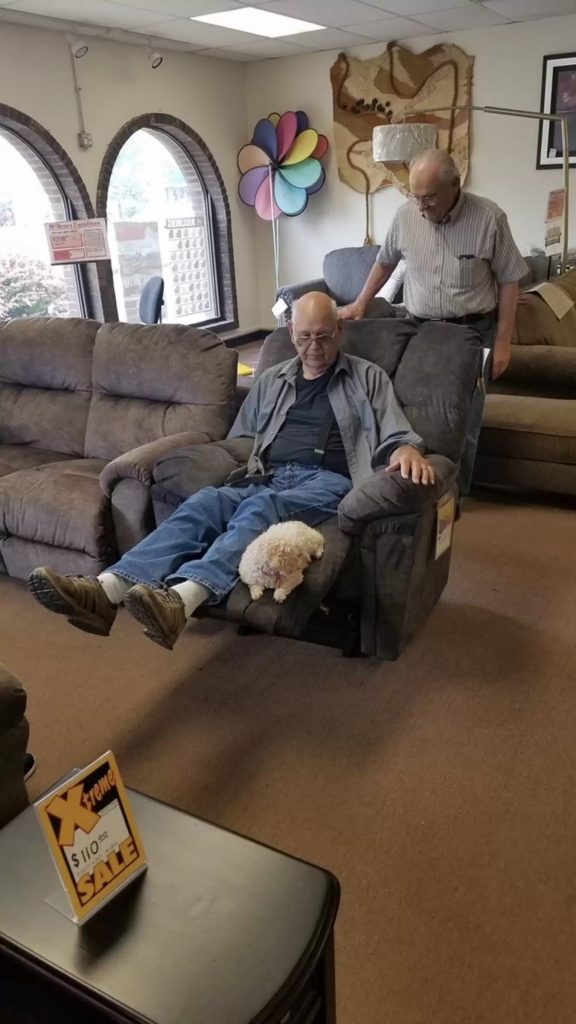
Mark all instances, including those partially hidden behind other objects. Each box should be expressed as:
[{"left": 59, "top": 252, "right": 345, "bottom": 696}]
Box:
[
  {"left": 0, "top": 458, "right": 115, "bottom": 559},
  {"left": 0, "top": 446, "right": 76, "bottom": 479},
  {"left": 480, "top": 395, "right": 576, "bottom": 464}
]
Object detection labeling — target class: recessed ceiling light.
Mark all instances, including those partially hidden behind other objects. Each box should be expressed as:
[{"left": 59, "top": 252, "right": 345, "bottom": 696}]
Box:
[{"left": 191, "top": 6, "right": 324, "bottom": 38}]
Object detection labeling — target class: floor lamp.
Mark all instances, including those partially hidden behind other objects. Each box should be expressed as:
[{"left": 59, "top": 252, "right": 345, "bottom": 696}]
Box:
[{"left": 372, "top": 106, "right": 570, "bottom": 274}]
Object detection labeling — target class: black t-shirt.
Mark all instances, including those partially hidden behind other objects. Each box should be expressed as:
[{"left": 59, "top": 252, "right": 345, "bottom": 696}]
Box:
[{"left": 266, "top": 364, "right": 350, "bottom": 478}]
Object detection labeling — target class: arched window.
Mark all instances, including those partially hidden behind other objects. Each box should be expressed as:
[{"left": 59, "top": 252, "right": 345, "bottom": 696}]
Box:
[
  {"left": 0, "top": 128, "right": 85, "bottom": 319},
  {"left": 99, "top": 115, "right": 237, "bottom": 330}
]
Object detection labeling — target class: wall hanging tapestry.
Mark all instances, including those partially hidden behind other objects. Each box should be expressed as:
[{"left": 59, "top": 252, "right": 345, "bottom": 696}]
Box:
[{"left": 331, "top": 43, "right": 474, "bottom": 240}]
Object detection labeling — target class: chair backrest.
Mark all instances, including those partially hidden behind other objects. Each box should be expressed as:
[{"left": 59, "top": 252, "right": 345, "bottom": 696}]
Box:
[
  {"left": 256, "top": 320, "right": 481, "bottom": 463},
  {"left": 139, "top": 276, "right": 164, "bottom": 324},
  {"left": 323, "top": 246, "right": 380, "bottom": 305},
  {"left": 0, "top": 317, "right": 99, "bottom": 455},
  {"left": 84, "top": 322, "right": 238, "bottom": 460}
]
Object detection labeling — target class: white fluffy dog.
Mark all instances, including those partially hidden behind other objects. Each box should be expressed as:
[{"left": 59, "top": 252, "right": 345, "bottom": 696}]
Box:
[{"left": 239, "top": 521, "right": 325, "bottom": 604}]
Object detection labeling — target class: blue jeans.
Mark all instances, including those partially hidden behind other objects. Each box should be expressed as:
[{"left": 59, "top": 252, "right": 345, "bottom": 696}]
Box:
[
  {"left": 458, "top": 315, "right": 496, "bottom": 495},
  {"left": 108, "top": 464, "right": 352, "bottom": 604}
]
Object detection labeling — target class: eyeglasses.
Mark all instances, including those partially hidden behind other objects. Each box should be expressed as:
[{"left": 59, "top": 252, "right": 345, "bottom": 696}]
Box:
[
  {"left": 408, "top": 193, "right": 438, "bottom": 207},
  {"left": 292, "top": 329, "right": 337, "bottom": 347}
]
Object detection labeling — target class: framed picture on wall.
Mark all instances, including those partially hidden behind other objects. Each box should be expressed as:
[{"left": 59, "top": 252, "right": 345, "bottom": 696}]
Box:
[{"left": 538, "top": 52, "right": 576, "bottom": 168}]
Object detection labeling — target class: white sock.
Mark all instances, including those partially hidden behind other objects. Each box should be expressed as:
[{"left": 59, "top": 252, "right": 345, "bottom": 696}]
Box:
[
  {"left": 97, "top": 572, "right": 131, "bottom": 606},
  {"left": 171, "top": 580, "right": 210, "bottom": 619}
]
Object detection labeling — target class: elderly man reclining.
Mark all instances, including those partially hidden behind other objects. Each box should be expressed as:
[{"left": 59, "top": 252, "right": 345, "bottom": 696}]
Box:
[{"left": 28, "top": 293, "right": 435, "bottom": 651}]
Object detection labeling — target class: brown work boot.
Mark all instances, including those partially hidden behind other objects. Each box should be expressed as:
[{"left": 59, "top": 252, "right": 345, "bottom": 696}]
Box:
[
  {"left": 124, "top": 584, "right": 186, "bottom": 651},
  {"left": 27, "top": 567, "right": 117, "bottom": 636}
]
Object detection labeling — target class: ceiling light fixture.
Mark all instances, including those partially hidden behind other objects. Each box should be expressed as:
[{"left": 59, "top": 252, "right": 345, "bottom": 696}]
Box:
[
  {"left": 191, "top": 6, "right": 324, "bottom": 38},
  {"left": 69, "top": 37, "right": 89, "bottom": 59}
]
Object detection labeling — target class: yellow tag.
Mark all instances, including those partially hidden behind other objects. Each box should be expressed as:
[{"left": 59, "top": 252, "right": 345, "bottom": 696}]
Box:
[
  {"left": 435, "top": 493, "right": 456, "bottom": 559},
  {"left": 36, "top": 752, "right": 147, "bottom": 923}
]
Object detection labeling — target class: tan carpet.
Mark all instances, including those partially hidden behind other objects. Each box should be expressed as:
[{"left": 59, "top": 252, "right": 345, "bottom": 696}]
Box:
[{"left": 2, "top": 494, "right": 576, "bottom": 1024}]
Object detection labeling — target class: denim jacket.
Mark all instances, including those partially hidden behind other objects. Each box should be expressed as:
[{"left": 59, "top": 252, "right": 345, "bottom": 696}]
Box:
[{"left": 228, "top": 352, "right": 423, "bottom": 488}]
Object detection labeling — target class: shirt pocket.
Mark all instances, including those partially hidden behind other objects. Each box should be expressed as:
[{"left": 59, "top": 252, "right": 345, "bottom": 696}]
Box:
[{"left": 449, "top": 252, "right": 491, "bottom": 289}]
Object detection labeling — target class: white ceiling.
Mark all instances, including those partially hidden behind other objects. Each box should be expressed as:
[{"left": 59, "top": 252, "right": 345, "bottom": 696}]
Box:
[{"left": 0, "top": 0, "right": 574, "bottom": 61}]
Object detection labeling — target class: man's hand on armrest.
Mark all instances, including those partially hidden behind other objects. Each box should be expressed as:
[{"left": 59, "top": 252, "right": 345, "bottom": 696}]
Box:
[
  {"left": 99, "top": 431, "right": 211, "bottom": 496},
  {"left": 338, "top": 454, "right": 456, "bottom": 535},
  {"left": 386, "top": 445, "right": 436, "bottom": 486}
]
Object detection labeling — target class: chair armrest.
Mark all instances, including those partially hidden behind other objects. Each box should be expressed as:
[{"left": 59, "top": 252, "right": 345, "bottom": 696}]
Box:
[
  {"left": 277, "top": 279, "right": 329, "bottom": 311},
  {"left": 152, "top": 437, "right": 255, "bottom": 502},
  {"left": 338, "top": 454, "right": 457, "bottom": 535},
  {"left": 99, "top": 431, "right": 211, "bottom": 497}
]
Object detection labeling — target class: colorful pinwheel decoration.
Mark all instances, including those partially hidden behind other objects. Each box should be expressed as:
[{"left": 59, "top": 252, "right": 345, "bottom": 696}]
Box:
[{"left": 238, "top": 110, "right": 329, "bottom": 220}]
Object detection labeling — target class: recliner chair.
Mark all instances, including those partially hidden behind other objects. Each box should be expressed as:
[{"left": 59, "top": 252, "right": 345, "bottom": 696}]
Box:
[
  {"left": 276, "top": 246, "right": 399, "bottom": 319},
  {"left": 151, "top": 318, "right": 481, "bottom": 659}
]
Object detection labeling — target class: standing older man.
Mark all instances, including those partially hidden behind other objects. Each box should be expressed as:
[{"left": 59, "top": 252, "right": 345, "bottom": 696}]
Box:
[
  {"left": 339, "top": 149, "right": 527, "bottom": 492},
  {"left": 28, "top": 292, "right": 434, "bottom": 651}
]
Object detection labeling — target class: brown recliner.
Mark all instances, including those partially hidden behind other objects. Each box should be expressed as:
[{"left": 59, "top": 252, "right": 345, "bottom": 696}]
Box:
[
  {"left": 0, "top": 318, "right": 238, "bottom": 578},
  {"left": 152, "top": 319, "right": 481, "bottom": 659},
  {"left": 0, "top": 664, "right": 28, "bottom": 828}
]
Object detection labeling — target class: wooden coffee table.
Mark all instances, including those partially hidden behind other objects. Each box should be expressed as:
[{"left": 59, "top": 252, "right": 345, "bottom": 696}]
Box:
[{"left": 0, "top": 790, "right": 339, "bottom": 1023}]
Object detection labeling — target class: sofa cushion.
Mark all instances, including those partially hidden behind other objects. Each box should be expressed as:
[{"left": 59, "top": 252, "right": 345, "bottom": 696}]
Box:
[
  {"left": 0, "top": 317, "right": 99, "bottom": 455},
  {"left": 84, "top": 323, "right": 238, "bottom": 461},
  {"left": 480, "top": 395, "right": 576, "bottom": 465},
  {"left": 323, "top": 246, "right": 380, "bottom": 305},
  {"left": 256, "top": 320, "right": 415, "bottom": 379},
  {"left": 0, "top": 459, "right": 115, "bottom": 560},
  {"left": 392, "top": 322, "right": 482, "bottom": 461},
  {"left": 0, "top": 446, "right": 76, "bottom": 479}
]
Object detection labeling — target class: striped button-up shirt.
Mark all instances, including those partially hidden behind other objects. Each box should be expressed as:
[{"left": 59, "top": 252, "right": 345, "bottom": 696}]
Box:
[{"left": 377, "top": 191, "right": 527, "bottom": 319}]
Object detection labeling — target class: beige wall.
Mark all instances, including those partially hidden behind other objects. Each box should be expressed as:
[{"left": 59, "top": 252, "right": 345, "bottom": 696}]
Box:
[
  {"left": 245, "top": 14, "right": 576, "bottom": 327},
  {"left": 0, "top": 20, "right": 260, "bottom": 328}
]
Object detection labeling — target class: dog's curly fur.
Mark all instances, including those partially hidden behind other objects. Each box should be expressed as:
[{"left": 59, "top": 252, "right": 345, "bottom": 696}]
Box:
[{"left": 239, "top": 521, "right": 325, "bottom": 604}]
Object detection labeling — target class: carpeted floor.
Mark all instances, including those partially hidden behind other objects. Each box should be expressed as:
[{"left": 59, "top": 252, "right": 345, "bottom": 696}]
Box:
[{"left": 2, "top": 494, "right": 576, "bottom": 1024}]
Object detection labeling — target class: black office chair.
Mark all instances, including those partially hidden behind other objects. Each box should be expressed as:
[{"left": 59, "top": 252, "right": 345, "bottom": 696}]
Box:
[{"left": 139, "top": 276, "right": 164, "bottom": 324}]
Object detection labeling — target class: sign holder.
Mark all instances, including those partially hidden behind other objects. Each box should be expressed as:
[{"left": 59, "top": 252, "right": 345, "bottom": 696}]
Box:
[{"left": 35, "top": 752, "right": 147, "bottom": 924}]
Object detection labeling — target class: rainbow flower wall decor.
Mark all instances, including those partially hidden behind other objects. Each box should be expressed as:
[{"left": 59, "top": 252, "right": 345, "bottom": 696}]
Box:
[{"left": 238, "top": 110, "right": 329, "bottom": 220}]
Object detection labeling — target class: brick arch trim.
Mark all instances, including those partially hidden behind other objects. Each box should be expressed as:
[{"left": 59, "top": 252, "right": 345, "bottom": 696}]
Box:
[
  {"left": 0, "top": 103, "right": 109, "bottom": 321},
  {"left": 97, "top": 113, "right": 238, "bottom": 331}
]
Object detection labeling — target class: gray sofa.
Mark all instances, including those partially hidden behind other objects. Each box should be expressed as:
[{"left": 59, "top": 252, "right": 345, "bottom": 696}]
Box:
[
  {"left": 0, "top": 318, "right": 238, "bottom": 579},
  {"left": 0, "top": 664, "right": 28, "bottom": 828},
  {"left": 152, "top": 319, "right": 481, "bottom": 659}
]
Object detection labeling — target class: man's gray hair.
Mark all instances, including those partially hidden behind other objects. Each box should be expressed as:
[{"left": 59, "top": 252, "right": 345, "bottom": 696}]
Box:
[{"left": 409, "top": 148, "right": 460, "bottom": 185}]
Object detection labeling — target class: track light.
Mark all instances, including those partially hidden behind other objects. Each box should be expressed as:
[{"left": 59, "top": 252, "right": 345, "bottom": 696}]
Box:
[
  {"left": 70, "top": 38, "right": 89, "bottom": 59},
  {"left": 149, "top": 49, "right": 163, "bottom": 69}
]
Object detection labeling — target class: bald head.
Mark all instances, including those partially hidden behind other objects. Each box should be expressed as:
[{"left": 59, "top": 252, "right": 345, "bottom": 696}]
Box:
[
  {"left": 292, "top": 291, "right": 337, "bottom": 327},
  {"left": 408, "top": 149, "right": 460, "bottom": 223},
  {"left": 289, "top": 291, "right": 342, "bottom": 380}
]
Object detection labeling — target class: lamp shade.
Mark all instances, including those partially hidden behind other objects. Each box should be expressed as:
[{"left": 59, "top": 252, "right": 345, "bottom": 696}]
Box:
[{"left": 372, "top": 123, "right": 438, "bottom": 163}]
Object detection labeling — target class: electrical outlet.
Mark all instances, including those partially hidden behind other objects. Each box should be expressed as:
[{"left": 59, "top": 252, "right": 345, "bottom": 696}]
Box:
[{"left": 77, "top": 131, "right": 93, "bottom": 150}]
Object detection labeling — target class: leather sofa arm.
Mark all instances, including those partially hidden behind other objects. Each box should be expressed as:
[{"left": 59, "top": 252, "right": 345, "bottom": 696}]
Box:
[
  {"left": 338, "top": 454, "right": 457, "bottom": 535},
  {"left": 99, "top": 431, "right": 212, "bottom": 497}
]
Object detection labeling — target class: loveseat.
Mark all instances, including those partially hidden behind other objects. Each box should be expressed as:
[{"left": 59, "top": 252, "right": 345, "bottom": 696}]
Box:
[
  {"left": 0, "top": 318, "right": 238, "bottom": 578},
  {"left": 0, "top": 664, "right": 28, "bottom": 828},
  {"left": 152, "top": 319, "right": 481, "bottom": 659}
]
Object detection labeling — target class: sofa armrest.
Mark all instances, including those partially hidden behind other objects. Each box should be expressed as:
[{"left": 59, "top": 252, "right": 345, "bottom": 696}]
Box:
[
  {"left": 152, "top": 437, "right": 255, "bottom": 506},
  {"left": 277, "top": 279, "right": 329, "bottom": 312},
  {"left": 100, "top": 431, "right": 212, "bottom": 497},
  {"left": 501, "top": 344, "right": 576, "bottom": 388},
  {"left": 338, "top": 454, "right": 457, "bottom": 535}
]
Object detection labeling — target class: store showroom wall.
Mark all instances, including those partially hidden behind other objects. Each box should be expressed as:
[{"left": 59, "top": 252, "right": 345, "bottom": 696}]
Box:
[{"left": 246, "top": 14, "right": 576, "bottom": 327}]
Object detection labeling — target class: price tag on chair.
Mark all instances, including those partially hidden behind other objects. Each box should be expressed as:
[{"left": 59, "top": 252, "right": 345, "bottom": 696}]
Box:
[
  {"left": 435, "top": 493, "right": 456, "bottom": 560},
  {"left": 36, "top": 751, "right": 147, "bottom": 924}
]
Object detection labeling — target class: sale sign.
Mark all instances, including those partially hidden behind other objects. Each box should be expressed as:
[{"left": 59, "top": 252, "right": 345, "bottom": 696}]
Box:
[{"left": 36, "top": 752, "right": 147, "bottom": 923}]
